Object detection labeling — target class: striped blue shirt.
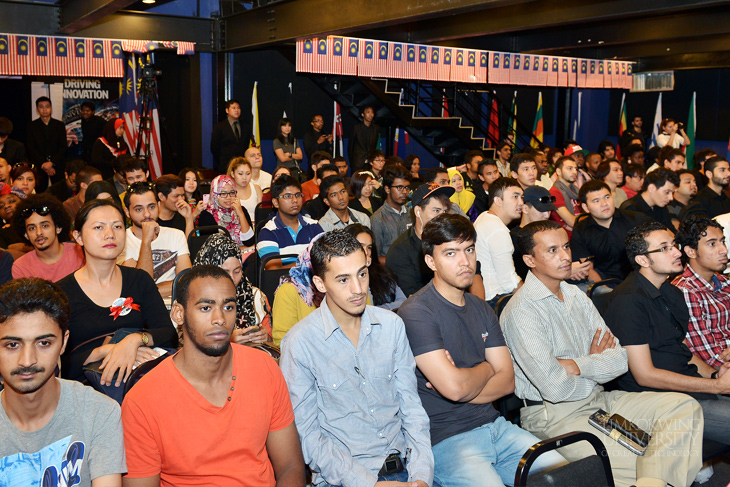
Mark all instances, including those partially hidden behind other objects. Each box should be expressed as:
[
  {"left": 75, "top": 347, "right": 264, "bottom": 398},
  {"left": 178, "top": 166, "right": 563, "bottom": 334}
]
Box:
[{"left": 257, "top": 213, "right": 324, "bottom": 264}]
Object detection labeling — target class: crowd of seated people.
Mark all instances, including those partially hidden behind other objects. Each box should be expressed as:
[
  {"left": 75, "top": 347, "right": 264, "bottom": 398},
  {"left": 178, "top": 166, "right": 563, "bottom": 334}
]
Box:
[{"left": 4, "top": 100, "right": 730, "bottom": 487}]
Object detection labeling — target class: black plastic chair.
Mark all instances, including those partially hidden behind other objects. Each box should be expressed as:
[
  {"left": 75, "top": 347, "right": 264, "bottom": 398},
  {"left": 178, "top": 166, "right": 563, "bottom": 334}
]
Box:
[
  {"left": 258, "top": 254, "right": 299, "bottom": 305},
  {"left": 587, "top": 278, "right": 619, "bottom": 314},
  {"left": 187, "top": 225, "right": 231, "bottom": 263},
  {"left": 254, "top": 201, "right": 275, "bottom": 225},
  {"left": 514, "top": 431, "right": 614, "bottom": 487},
  {"left": 122, "top": 353, "right": 169, "bottom": 398}
]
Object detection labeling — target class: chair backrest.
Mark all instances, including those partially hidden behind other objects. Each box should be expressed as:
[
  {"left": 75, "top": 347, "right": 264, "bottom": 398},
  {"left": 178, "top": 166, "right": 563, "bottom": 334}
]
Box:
[
  {"left": 255, "top": 201, "right": 275, "bottom": 225},
  {"left": 188, "top": 225, "right": 231, "bottom": 262},
  {"left": 258, "top": 254, "right": 299, "bottom": 305},
  {"left": 494, "top": 293, "right": 514, "bottom": 318},
  {"left": 123, "top": 354, "right": 169, "bottom": 398},
  {"left": 587, "top": 278, "right": 619, "bottom": 315},
  {"left": 171, "top": 267, "right": 192, "bottom": 303},
  {"left": 514, "top": 431, "right": 614, "bottom": 487}
]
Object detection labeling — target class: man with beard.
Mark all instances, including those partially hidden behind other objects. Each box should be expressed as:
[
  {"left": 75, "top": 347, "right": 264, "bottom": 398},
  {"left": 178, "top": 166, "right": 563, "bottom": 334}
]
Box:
[
  {"left": 122, "top": 265, "right": 305, "bottom": 486},
  {"left": 371, "top": 165, "right": 412, "bottom": 260},
  {"left": 605, "top": 222, "right": 730, "bottom": 449},
  {"left": 281, "top": 231, "right": 433, "bottom": 487},
  {"left": 11, "top": 194, "right": 84, "bottom": 281},
  {"left": 0, "top": 278, "right": 125, "bottom": 486},
  {"left": 120, "top": 182, "right": 191, "bottom": 299},
  {"left": 682, "top": 157, "right": 730, "bottom": 220}
]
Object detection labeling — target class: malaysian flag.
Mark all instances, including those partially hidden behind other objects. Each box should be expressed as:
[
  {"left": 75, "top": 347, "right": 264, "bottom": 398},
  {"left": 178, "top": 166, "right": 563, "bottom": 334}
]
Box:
[
  {"left": 295, "top": 39, "right": 314, "bottom": 73},
  {"left": 528, "top": 55, "right": 539, "bottom": 86},
  {"left": 451, "top": 49, "right": 465, "bottom": 82},
  {"left": 120, "top": 55, "right": 139, "bottom": 156},
  {"left": 488, "top": 52, "right": 501, "bottom": 84},
  {"left": 619, "top": 62, "right": 626, "bottom": 89},
  {"left": 476, "top": 51, "right": 488, "bottom": 83},
  {"left": 312, "top": 38, "right": 329, "bottom": 74},
  {"left": 176, "top": 42, "right": 195, "bottom": 55},
  {"left": 330, "top": 37, "right": 344, "bottom": 75},
  {"left": 502, "top": 53, "right": 511, "bottom": 84},
  {"left": 440, "top": 48, "right": 451, "bottom": 82},
  {"left": 104, "top": 40, "right": 123, "bottom": 77},
  {"left": 612, "top": 61, "right": 620, "bottom": 88},
  {"left": 427, "top": 46, "right": 440, "bottom": 81},
  {"left": 569, "top": 59, "right": 578, "bottom": 87},
  {"left": 522, "top": 54, "right": 532, "bottom": 85},
  {"left": 14, "top": 35, "right": 29, "bottom": 76},
  {"left": 342, "top": 38, "right": 358, "bottom": 75},
  {"left": 559, "top": 58, "right": 568, "bottom": 87},
  {"left": 404, "top": 44, "right": 417, "bottom": 79},
  {"left": 375, "top": 41, "right": 388, "bottom": 77},
  {"left": 538, "top": 56, "right": 549, "bottom": 86},
  {"left": 466, "top": 50, "right": 477, "bottom": 83},
  {"left": 71, "top": 38, "right": 87, "bottom": 77},
  {"left": 122, "top": 40, "right": 148, "bottom": 53},
  {"left": 511, "top": 54, "right": 523, "bottom": 85},
  {"left": 388, "top": 43, "right": 404, "bottom": 78},
  {"left": 90, "top": 39, "right": 105, "bottom": 77},
  {"left": 0, "top": 35, "right": 9, "bottom": 75},
  {"left": 417, "top": 45, "right": 428, "bottom": 80},
  {"left": 48, "top": 38, "right": 69, "bottom": 77},
  {"left": 589, "top": 60, "right": 597, "bottom": 88},
  {"left": 625, "top": 63, "right": 633, "bottom": 90},
  {"left": 29, "top": 37, "right": 49, "bottom": 76},
  {"left": 578, "top": 59, "right": 588, "bottom": 88},
  {"left": 599, "top": 61, "right": 608, "bottom": 88},
  {"left": 358, "top": 40, "right": 376, "bottom": 77},
  {"left": 547, "top": 57, "right": 558, "bottom": 87}
]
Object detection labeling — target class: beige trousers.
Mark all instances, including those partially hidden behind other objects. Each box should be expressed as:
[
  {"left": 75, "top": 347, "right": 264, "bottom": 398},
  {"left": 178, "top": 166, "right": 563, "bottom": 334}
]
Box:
[{"left": 520, "top": 389, "right": 703, "bottom": 487}]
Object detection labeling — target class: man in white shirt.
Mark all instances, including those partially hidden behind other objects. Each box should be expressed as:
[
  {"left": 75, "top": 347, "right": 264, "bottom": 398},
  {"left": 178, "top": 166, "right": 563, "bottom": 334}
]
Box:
[
  {"left": 246, "top": 146, "right": 272, "bottom": 191},
  {"left": 120, "top": 182, "right": 192, "bottom": 299},
  {"left": 474, "top": 177, "right": 523, "bottom": 307}
]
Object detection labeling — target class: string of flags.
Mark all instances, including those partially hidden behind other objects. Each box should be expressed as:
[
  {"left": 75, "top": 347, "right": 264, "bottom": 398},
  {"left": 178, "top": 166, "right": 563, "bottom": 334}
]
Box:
[
  {"left": 296, "top": 37, "right": 633, "bottom": 90},
  {"left": 0, "top": 33, "right": 195, "bottom": 78}
]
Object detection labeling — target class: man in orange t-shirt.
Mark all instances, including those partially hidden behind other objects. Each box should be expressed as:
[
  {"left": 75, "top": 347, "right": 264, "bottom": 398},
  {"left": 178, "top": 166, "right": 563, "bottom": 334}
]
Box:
[{"left": 121, "top": 265, "right": 305, "bottom": 487}]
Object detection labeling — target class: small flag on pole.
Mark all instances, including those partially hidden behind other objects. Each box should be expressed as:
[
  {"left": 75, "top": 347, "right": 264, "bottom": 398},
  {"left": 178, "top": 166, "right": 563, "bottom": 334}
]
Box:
[
  {"left": 531, "top": 92, "right": 543, "bottom": 149},
  {"left": 332, "top": 100, "right": 343, "bottom": 158},
  {"left": 650, "top": 93, "right": 663, "bottom": 149},
  {"left": 686, "top": 92, "right": 696, "bottom": 165},
  {"left": 508, "top": 91, "right": 517, "bottom": 143},
  {"left": 617, "top": 93, "right": 627, "bottom": 160},
  {"left": 251, "top": 81, "right": 260, "bottom": 148}
]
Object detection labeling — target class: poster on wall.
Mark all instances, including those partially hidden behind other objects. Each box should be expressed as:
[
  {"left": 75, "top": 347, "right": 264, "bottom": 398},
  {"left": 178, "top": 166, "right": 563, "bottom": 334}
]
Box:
[{"left": 62, "top": 78, "right": 119, "bottom": 158}]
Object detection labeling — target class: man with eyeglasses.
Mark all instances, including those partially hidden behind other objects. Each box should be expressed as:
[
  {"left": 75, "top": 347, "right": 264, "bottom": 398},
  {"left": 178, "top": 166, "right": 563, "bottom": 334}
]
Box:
[
  {"left": 317, "top": 176, "right": 370, "bottom": 232},
  {"left": 303, "top": 114, "right": 333, "bottom": 163},
  {"left": 120, "top": 182, "right": 192, "bottom": 299},
  {"left": 605, "top": 221, "right": 730, "bottom": 449},
  {"left": 371, "top": 165, "right": 412, "bottom": 262},
  {"left": 10, "top": 193, "right": 84, "bottom": 282},
  {"left": 258, "top": 174, "right": 324, "bottom": 270}
]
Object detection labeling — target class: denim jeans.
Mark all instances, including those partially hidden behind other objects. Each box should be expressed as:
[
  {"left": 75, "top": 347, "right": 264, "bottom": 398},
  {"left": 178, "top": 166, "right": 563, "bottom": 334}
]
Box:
[
  {"left": 431, "top": 416, "right": 567, "bottom": 487},
  {"left": 317, "top": 469, "right": 409, "bottom": 487},
  {"left": 697, "top": 394, "right": 730, "bottom": 446}
]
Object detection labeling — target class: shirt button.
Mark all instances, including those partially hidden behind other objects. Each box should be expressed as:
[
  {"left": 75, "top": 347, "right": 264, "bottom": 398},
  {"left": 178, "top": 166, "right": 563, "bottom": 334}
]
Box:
[
  {"left": 332, "top": 384, "right": 337, "bottom": 388},
  {"left": 388, "top": 375, "right": 391, "bottom": 379},
  {"left": 362, "top": 381, "right": 366, "bottom": 385},
  {"left": 370, "top": 409, "right": 374, "bottom": 413},
  {"left": 379, "top": 432, "right": 383, "bottom": 437}
]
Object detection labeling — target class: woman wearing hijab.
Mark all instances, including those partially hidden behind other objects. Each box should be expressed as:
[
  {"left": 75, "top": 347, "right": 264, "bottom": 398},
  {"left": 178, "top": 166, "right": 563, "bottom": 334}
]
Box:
[
  {"left": 196, "top": 175, "right": 254, "bottom": 248},
  {"left": 91, "top": 118, "right": 128, "bottom": 179},
  {"left": 447, "top": 167, "right": 476, "bottom": 216},
  {"left": 194, "top": 233, "right": 272, "bottom": 347}
]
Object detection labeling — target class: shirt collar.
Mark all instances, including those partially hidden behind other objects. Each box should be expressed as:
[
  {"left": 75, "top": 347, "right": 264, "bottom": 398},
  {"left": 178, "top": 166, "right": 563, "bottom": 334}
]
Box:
[
  {"left": 385, "top": 201, "right": 408, "bottom": 215},
  {"left": 631, "top": 270, "right": 663, "bottom": 299},
  {"left": 683, "top": 264, "right": 730, "bottom": 292},
  {"left": 320, "top": 298, "right": 381, "bottom": 340},
  {"left": 273, "top": 212, "right": 306, "bottom": 230},
  {"left": 523, "top": 271, "right": 573, "bottom": 302}
]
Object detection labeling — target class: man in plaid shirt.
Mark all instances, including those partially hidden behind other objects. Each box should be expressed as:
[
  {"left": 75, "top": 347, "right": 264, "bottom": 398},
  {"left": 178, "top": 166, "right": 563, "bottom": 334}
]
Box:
[{"left": 674, "top": 216, "right": 730, "bottom": 368}]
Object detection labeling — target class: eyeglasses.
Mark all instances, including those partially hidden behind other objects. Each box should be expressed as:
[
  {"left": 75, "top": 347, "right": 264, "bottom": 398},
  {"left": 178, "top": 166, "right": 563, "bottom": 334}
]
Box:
[
  {"left": 22, "top": 206, "right": 51, "bottom": 219},
  {"left": 217, "top": 191, "right": 237, "bottom": 198},
  {"left": 531, "top": 195, "right": 557, "bottom": 204},
  {"left": 644, "top": 243, "right": 679, "bottom": 255},
  {"left": 390, "top": 185, "right": 410, "bottom": 192},
  {"left": 277, "top": 192, "right": 303, "bottom": 200}
]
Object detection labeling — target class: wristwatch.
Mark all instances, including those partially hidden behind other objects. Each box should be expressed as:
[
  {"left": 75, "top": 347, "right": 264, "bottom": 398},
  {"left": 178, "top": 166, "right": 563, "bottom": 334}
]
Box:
[{"left": 138, "top": 331, "right": 150, "bottom": 347}]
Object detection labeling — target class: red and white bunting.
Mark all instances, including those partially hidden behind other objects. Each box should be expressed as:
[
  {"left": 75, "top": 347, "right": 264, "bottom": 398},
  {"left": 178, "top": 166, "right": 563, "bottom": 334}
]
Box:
[
  {"left": 426, "top": 46, "right": 440, "bottom": 81},
  {"left": 341, "top": 38, "right": 358, "bottom": 76},
  {"left": 295, "top": 39, "right": 314, "bottom": 73}
]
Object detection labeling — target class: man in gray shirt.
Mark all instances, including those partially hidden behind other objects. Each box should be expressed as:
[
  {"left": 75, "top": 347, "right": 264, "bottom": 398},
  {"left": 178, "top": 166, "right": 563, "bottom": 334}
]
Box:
[
  {"left": 281, "top": 230, "right": 433, "bottom": 487},
  {"left": 371, "top": 164, "right": 412, "bottom": 260},
  {"left": 0, "top": 278, "right": 125, "bottom": 486}
]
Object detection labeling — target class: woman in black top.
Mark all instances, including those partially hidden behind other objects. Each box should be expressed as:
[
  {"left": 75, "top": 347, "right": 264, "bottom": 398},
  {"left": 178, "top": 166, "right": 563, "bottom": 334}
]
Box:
[
  {"left": 57, "top": 199, "right": 177, "bottom": 384},
  {"left": 90, "top": 118, "right": 128, "bottom": 179},
  {"left": 348, "top": 170, "right": 383, "bottom": 216}
]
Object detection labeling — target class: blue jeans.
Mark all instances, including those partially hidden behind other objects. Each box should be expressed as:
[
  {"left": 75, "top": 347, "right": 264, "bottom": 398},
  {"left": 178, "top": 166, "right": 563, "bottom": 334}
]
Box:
[
  {"left": 431, "top": 416, "right": 567, "bottom": 487},
  {"left": 697, "top": 395, "right": 730, "bottom": 446},
  {"left": 317, "top": 469, "right": 409, "bottom": 487}
]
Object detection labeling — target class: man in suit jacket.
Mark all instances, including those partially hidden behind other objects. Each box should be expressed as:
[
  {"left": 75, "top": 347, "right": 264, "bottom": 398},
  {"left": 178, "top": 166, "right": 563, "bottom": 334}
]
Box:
[
  {"left": 0, "top": 117, "right": 28, "bottom": 166},
  {"left": 210, "top": 99, "right": 253, "bottom": 174},
  {"left": 26, "top": 97, "right": 67, "bottom": 189}
]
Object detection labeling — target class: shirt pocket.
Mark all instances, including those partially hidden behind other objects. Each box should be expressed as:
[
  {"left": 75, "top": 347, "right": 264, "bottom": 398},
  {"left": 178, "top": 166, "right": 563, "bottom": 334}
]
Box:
[
  {"left": 316, "top": 368, "right": 358, "bottom": 421},
  {"left": 371, "top": 355, "right": 398, "bottom": 403}
]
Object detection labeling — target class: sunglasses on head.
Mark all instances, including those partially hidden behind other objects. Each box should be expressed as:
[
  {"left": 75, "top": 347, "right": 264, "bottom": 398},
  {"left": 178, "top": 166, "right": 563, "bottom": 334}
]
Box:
[
  {"left": 21, "top": 206, "right": 51, "bottom": 219},
  {"left": 532, "top": 195, "right": 557, "bottom": 204}
]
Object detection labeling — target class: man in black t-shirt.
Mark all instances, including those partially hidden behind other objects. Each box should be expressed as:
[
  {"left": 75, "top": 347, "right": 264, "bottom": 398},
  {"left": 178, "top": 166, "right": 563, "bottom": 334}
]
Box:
[
  {"left": 605, "top": 221, "right": 730, "bottom": 446},
  {"left": 155, "top": 174, "right": 194, "bottom": 238},
  {"left": 398, "top": 214, "right": 565, "bottom": 487}
]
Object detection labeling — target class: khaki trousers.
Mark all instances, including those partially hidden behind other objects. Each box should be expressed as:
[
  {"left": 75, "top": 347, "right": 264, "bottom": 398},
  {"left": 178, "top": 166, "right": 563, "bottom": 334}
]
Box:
[{"left": 520, "top": 388, "right": 703, "bottom": 487}]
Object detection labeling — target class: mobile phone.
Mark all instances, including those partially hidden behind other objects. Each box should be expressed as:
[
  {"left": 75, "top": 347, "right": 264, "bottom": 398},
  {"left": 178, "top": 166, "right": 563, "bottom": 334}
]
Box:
[
  {"left": 609, "top": 414, "right": 650, "bottom": 448},
  {"left": 580, "top": 256, "right": 595, "bottom": 263},
  {"left": 244, "top": 326, "right": 261, "bottom": 334},
  {"left": 203, "top": 194, "right": 210, "bottom": 205}
]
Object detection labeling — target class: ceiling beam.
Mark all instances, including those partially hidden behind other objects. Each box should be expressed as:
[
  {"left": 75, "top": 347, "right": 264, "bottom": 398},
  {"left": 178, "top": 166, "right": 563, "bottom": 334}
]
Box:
[
  {"left": 58, "top": 0, "right": 139, "bottom": 34},
  {"left": 0, "top": 1, "right": 59, "bottom": 35},
  {"left": 223, "top": 0, "right": 522, "bottom": 51},
  {"left": 638, "top": 52, "right": 730, "bottom": 71}
]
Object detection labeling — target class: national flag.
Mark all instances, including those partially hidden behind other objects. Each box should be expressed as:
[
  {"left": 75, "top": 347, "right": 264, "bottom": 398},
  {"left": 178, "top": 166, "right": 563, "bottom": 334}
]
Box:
[
  {"left": 569, "top": 58, "right": 578, "bottom": 87},
  {"left": 404, "top": 44, "right": 417, "bottom": 79},
  {"left": 29, "top": 36, "right": 49, "bottom": 76},
  {"left": 625, "top": 63, "right": 634, "bottom": 90},
  {"left": 502, "top": 53, "right": 511, "bottom": 84},
  {"left": 441, "top": 92, "right": 450, "bottom": 117},
  {"left": 375, "top": 41, "right": 389, "bottom": 77},
  {"left": 612, "top": 61, "right": 620, "bottom": 88},
  {"left": 476, "top": 50, "right": 487, "bottom": 83},
  {"left": 13, "top": 35, "right": 29, "bottom": 76},
  {"left": 508, "top": 91, "right": 517, "bottom": 142},
  {"left": 142, "top": 92, "right": 163, "bottom": 180},
  {"left": 595, "top": 60, "right": 605, "bottom": 89},
  {"left": 619, "top": 62, "right": 626, "bottom": 90},
  {"left": 578, "top": 59, "right": 588, "bottom": 88},
  {"left": 120, "top": 54, "right": 139, "bottom": 162},
  {"left": 70, "top": 38, "right": 87, "bottom": 77},
  {"left": 488, "top": 95, "right": 500, "bottom": 147},
  {"left": 415, "top": 44, "right": 428, "bottom": 79},
  {"left": 394, "top": 127, "right": 400, "bottom": 156},
  {"left": 121, "top": 40, "right": 148, "bottom": 54},
  {"left": 530, "top": 55, "right": 541, "bottom": 86},
  {"left": 439, "top": 48, "right": 452, "bottom": 82},
  {"left": 604, "top": 60, "right": 613, "bottom": 89},
  {"left": 465, "top": 50, "right": 477, "bottom": 83},
  {"left": 312, "top": 38, "right": 329, "bottom": 74},
  {"left": 649, "top": 92, "right": 663, "bottom": 148},
  {"left": 342, "top": 38, "right": 358, "bottom": 76},
  {"left": 539, "top": 56, "right": 549, "bottom": 86},
  {"left": 358, "top": 40, "right": 376, "bottom": 77},
  {"left": 0, "top": 35, "right": 9, "bottom": 75},
  {"left": 617, "top": 93, "right": 627, "bottom": 159},
  {"left": 547, "top": 57, "right": 558, "bottom": 87},
  {"left": 329, "top": 37, "right": 344, "bottom": 75},
  {"left": 332, "top": 101, "right": 343, "bottom": 157},
  {"left": 176, "top": 41, "right": 195, "bottom": 55},
  {"left": 531, "top": 92, "right": 543, "bottom": 149},
  {"left": 522, "top": 54, "right": 532, "bottom": 86},
  {"left": 251, "top": 81, "right": 260, "bottom": 148},
  {"left": 404, "top": 130, "right": 410, "bottom": 145},
  {"left": 488, "top": 51, "right": 502, "bottom": 84},
  {"left": 558, "top": 57, "right": 568, "bottom": 87},
  {"left": 296, "top": 39, "right": 314, "bottom": 73},
  {"left": 89, "top": 39, "right": 105, "bottom": 77},
  {"left": 686, "top": 92, "right": 696, "bottom": 164},
  {"left": 451, "top": 49, "right": 467, "bottom": 83},
  {"left": 512, "top": 54, "right": 523, "bottom": 85},
  {"left": 48, "top": 37, "right": 69, "bottom": 77},
  {"left": 282, "top": 82, "right": 293, "bottom": 118},
  {"left": 388, "top": 42, "right": 404, "bottom": 79},
  {"left": 587, "top": 60, "right": 596, "bottom": 88},
  {"left": 572, "top": 91, "right": 582, "bottom": 140},
  {"left": 102, "top": 40, "right": 123, "bottom": 78},
  {"left": 427, "top": 46, "right": 440, "bottom": 81}
]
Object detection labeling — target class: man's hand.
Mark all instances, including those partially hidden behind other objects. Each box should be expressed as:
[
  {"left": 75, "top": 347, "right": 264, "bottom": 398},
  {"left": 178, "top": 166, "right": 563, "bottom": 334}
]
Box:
[
  {"left": 176, "top": 198, "right": 193, "bottom": 220},
  {"left": 135, "top": 346, "right": 161, "bottom": 366},
  {"left": 718, "top": 348, "right": 730, "bottom": 363},
  {"left": 589, "top": 328, "right": 616, "bottom": 355},
  {"left": 716, "top": 362, "right": 730, "bottom": 378},
  {"left": 192, "top": 200, "right": 206, "bottom": 219},
  {"left": 557, "top": 358, "right": 580, "bottom": 376},
  {"left": 570, "top": 260, "right": 592, "bottom": 281},
  {"left": 41, "top": 161, "right": 55, "bottom": 176},
  {"left": 140, "top": 220, "right": 159, "bottom": 242},
  {"left": 317, "top": 134, "right": 328, "bottom": 144},
  {"left": 231, "top": 326, "right": 269, "bottom": 346}
]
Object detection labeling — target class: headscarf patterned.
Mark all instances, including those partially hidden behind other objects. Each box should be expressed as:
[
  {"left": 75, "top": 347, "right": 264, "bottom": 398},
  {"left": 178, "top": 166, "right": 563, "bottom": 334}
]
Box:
[
  {"left": 193, "top": 233, "right": 257, "bottom": 328},
  {"left": 277, "top": 234, "right": 324, "bottom": 308},
  {"left": 206, "top": 175, "right": 247, "bottom": 245}
]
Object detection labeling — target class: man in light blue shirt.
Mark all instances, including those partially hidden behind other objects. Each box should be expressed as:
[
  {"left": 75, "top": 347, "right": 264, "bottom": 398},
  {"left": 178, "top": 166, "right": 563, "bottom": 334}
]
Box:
[{"left": 280, "top": 230, "right": 433, "bottom": 487}]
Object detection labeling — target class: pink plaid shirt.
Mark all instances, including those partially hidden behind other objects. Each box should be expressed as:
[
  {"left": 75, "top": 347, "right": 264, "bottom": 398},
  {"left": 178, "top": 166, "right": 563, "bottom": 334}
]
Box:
[{"left": 672, "top": 265, "right": 730, "bottom": 367}]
